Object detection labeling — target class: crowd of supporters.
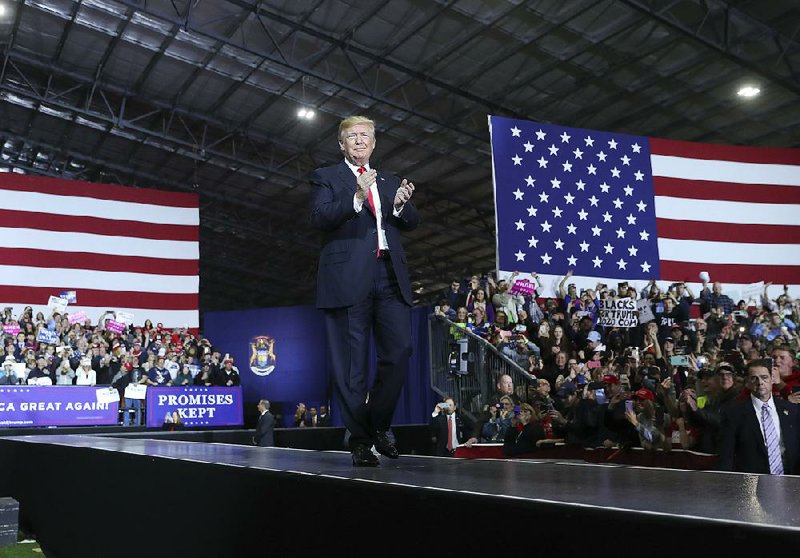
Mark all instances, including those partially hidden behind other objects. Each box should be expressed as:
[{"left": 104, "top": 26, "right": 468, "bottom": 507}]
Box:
[
  {"left": 0, "top": 307, "right": 240, "bottom": 422},
  {"left": 435, "top": 273, "right": 800, "bottom": 465}
]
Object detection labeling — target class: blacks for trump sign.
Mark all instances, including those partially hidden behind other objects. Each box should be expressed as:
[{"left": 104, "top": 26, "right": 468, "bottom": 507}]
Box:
[{"left": 598, "top": 298, "right": 638, "bottom": 328}]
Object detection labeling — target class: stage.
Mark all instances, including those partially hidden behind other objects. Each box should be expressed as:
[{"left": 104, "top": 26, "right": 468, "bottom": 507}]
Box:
[{"left": 0, "top": 432, "right": 797, "bottom": 556}]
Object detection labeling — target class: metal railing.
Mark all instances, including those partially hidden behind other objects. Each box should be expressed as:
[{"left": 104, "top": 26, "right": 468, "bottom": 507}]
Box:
[{"left": 428, "top": 315, "right": 538, "bottom": 425}]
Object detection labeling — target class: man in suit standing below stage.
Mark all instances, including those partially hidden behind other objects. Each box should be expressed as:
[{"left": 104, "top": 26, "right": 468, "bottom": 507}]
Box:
[
  {"left": 430, "top": 397, "right": 468, "bottom": 457},
  {"left": 718, "top": 359, "right": 799, "bottom": 475},
  {"left": 254, "top": 399, "right": 275, "bottom": 448},
  {"left": 310, "top": 115, "right": 419, "bottom": 467},
  {"left": 317, "top": 405, "right": 331, "bottom": 427}
]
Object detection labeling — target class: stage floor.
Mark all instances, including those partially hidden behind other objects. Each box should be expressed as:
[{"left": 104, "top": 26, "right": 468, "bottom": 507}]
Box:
[{"left": 8, "top": 434, "right": 800, "bottom": 534}]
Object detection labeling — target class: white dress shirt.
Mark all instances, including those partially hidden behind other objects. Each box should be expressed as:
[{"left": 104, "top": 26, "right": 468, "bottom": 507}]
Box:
[
  {"left": 346, "top": 161, "right": 404, "bottom": 251},
  {"left": 750, "top": 394, "right": 784, "bottom": 454}
]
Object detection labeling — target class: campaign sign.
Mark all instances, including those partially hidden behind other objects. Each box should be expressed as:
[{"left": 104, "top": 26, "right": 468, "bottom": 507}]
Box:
[
  {"left": 0, "top": 386, "right": 119, "bottom": 427},
  {"left": 598, "top": 298, "right": 638, "bottom": 328},
  {"left": 47, "top": 296, "right": 68, "bottom": 314},
  {"left": 2, "top": 324, "right": 20, "bottom": 336},
  {"left": 36, "top": 329, "right": 59, "bottom": 344},
  {"left": 59, "top": 291, "right": 78, "bottom": 303},
  {"left": 106, "top": 320, "right": 126, "bottom": 334},
  {"left": 146, "top": 386, "right": 243, "bottom": 428},
  {"left": 68, "top": 311, "right": 88, "bottom": 325},
  {"left": 509, "top": 278, "right": 536, "bottom": 296},
  {"left": 636, "top": 299, "right": 656, "bottom": 323},
  {"left": 116, "top": 311, "right": 135, "bottom": 325}
]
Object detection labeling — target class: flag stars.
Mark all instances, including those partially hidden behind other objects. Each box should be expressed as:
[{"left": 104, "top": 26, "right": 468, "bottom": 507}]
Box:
[
  {"left": 587, "top": 164, "right": 597, "bottom": 175},
  {"left": 566, "top": 223, "right": 577, "bottom": 235},
  {"left": 634, "top": 170, "right": 644, "bottom": 181},
  {"left": 528, "top": 236, "right": 539, "bottom": 248},
  {"left": 536, "top": 129, "right": 546, "bottom": 140},
  {"left": 560, "top": 131, "right": 571, "bottom": 143},
  {"left": 636, "top": 200, "right": 647, "bottom": 212},
  {"left": 562, "top": 161, "right": 573, "bottom": 172},
  {"left": 541, "top": 253, "right": 552, "bottom": 265},
  {"left": 640, "top": 230, "right": 650, "bottom": 241},
  {"left": 623, "top": 185, "right": 634, "bottom": 196},
  {"left": 591, "top": 225, "right": 602, "bottom": 236},
  {"left": 551, "top": 178, "right": 562, "bottom": 189},
  {"left": 541, "top": 220, "right": 552, "bottom": 232},
  {"left": 628, "top": 245, "right": 638, "bottom": 257},
  {"left": 585, "top": 136, "right": 595, "bottom": 147},
  {"left": 592, "top": 256, "right": 603, "bottom": 268},
  {"left": 527, "top": 205, "right": 537, "bottom": 217},
  {"left": 512, "top": 154, "right": 523, "bottom": 166},
  {"left": 537, "top": 156, "right": 549, "bottom": 168},
  {"left": 641, "top": 261, "right": 652, "bottom": 273},
  {"left": 616, "top": 258, "right": 627, "bottom": 270},
  {"left": 599, "top": 182, "right": 610, "bottom": 193},
  {"left": 554, "top": 239, "right": 565, "bottom": 250},
  {"left": 621, "top": 155, "right": 631, "bottom": 166},
  {"left": 616, "top": 227, "right": 626, "bottom": 238},
  {"left": 602, "top": 211, "right": 612, "bottom": 223},
  {"left": 576, "top": 179, "right": 586, "bottom": 191},
  {"left": 597, "top": 151, "right": 607, "bottom": 162},
  {"left": 632, "top": 143, "right": 642, "bottom": 154},
  {"left": 515, "top": 250, "right": 526, "bottom": 261},
  {"left": 626, "top": 214, "right": 637, "bottom": 225},
  {"left": 513, "top": 188, "right": 524, "bottom": 200},
  {"left": 525, "top": 175, "right": 536, "bottom": 187},
  {"left": 511, "top": 126, "right": 521, "bottom": 137},
  {"left": 603, "top": 243, "right": 614, "bottom": 254},
  {"left": 573, "top": 148, "right": 584, "bottom": 159},
  {"left": 612, "top": 198, "right": 623, "bottom": 209},
  {"left": 515, "top": 220, "right": 525, "bottom": 231},
  {"left": 564, "top": 192, "right": 575, "bottom": 204},
  {"left": 552, "top": 206, "right": 564, "bottom": 218},
  {"left": 608, "top": 138, "right": 618, "bottom": 150},
  {"left": 577, "top": 208, "right": 588, "bottom": 220},
  {"left": 610, "top": 167, "right": 621, "bottom": 178},
  {"left": 523, "top": 141, "right": 534, "bottom": 152},
  {"left": 588, "top": 195, "right": 599, "bottom": 207},
  {"left": 539, "top": 192, "right": 550, "bottom": 203},
  {"left": 548, "top": 144, "right": 559, "bottom": 156},
  {"left": 579, "top": 241, "right": 590, "bottom": 252},
  {"left": 567, "top": 255, "right": 578, "bottom": 266}
]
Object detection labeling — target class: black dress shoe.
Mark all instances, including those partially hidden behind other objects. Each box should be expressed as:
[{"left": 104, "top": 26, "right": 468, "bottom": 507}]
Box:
[
  {"left": 351, "top": 444, "right": 380, "bottom": 467},
  {"left": 374, "top": 431, "right": 399, "bottom": 459}
]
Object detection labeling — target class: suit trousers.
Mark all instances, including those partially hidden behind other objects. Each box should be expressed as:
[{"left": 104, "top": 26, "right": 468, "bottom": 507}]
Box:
[{"left": 324, "top": 256, "right": 412, "bottom": 448}]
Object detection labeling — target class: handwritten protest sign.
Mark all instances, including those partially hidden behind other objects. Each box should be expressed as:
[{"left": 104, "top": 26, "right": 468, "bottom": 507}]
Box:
[
  {"left": 637, "top": 299, "right": 655, "bottom": 323},
  {"left": 96, "top": 388, "right": 120, "bottom": 405}
]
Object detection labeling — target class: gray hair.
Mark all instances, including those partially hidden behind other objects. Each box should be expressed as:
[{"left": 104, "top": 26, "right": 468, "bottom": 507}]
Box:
[{"left": 259, "top": 399, "right": 270, "bottom": 410}]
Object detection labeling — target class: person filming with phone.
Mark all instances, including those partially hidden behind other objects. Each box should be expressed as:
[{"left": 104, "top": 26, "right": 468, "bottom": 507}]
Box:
[{"left": 430, "top": 397, "right": 469, "bottom": 457}]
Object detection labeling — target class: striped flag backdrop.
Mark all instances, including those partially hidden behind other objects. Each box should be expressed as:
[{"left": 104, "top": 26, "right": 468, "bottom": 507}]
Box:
[
  {"left": 0, "top": 175, "right": 199, "bottom": 328},
  {"left": 489, "top": 115, "right": 800, "bottom": 300}
]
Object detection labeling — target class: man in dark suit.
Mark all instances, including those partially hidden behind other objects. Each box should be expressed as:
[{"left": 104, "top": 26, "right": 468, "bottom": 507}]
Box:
[
  {"left": 317, "top": 405, "right": 332, "bottom": 427},
  {"left": 310, "top": 115, "right": 419, "bottom": 467},
  {"left": 718, "top": 359, "right": 800, "bottom": 475},
  {"left": 254, "top": 399, "right": 275, "bottom": 447},
  {"left": 429, "top": 397, "right": 469, "bottom": 457}
]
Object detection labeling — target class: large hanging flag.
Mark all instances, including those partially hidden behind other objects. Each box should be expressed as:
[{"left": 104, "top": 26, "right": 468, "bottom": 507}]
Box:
[
  {"left": 489, "top": 115, "right": 800, "bottom": 299},
  {"left": 0, "top": 174, "right": 199, "bottom": 328}
]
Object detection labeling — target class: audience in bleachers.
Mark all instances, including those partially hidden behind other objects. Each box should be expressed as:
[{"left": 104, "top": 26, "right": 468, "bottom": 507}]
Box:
[{"left": 436, "top": 272, "right": 800, "bottom": 470}]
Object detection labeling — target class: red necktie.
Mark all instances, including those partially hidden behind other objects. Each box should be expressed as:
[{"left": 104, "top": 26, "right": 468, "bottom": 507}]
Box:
[
  {"left": 447, "top": 415, "right": 454, "bottom": 452},
  {"left": 357, "top": 166, "right": 381, "bottom": 257}
]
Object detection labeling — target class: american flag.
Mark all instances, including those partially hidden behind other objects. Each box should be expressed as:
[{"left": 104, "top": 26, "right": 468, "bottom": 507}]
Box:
[
  {"left": 489, "top": 115, "right": 800, "bottom": 298},
  {"left": 0, "top": 174, "right": 199, "bottom": 328}
]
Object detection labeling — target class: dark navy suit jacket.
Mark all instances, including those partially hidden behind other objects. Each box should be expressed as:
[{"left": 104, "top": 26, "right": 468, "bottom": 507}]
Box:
[
  {"left": 718, "top": 397, "right": 800, "bottom": 475},
  {"left": 309, "top": 161, "right": 419, "bottom": 309}
]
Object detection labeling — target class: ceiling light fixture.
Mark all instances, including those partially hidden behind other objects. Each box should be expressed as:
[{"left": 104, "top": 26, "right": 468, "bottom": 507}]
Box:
[
  {"left": 737, "top": 85, "right": 760, "bottom": 98},
  {"left": 297, "top": 108, "right": 315, "bottom": 120}
]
